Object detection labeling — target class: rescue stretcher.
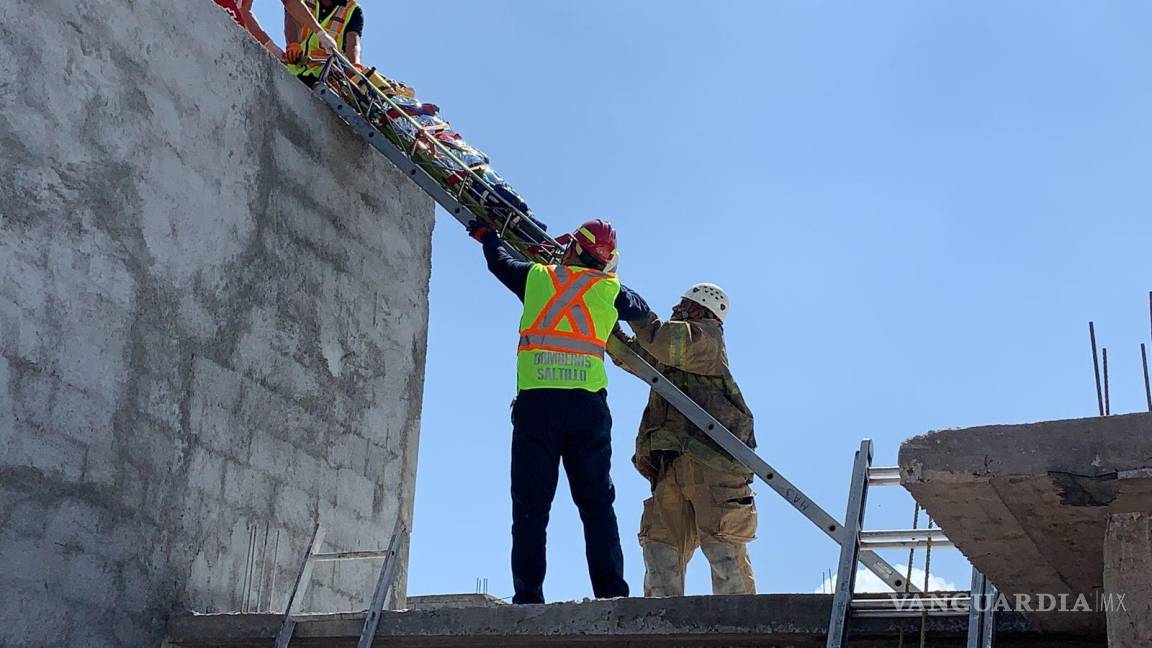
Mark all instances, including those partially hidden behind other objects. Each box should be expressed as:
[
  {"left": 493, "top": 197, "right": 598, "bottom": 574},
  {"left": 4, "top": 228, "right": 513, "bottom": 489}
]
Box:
[{"left": 314, "top": 56, "right": 557, "bottom": 261}]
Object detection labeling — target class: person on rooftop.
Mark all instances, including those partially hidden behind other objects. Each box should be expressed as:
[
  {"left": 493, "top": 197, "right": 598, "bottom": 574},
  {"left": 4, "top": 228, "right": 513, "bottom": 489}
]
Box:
[
  {"left": 621, "top": 284, "right": 759, "bottom": 598},
  {"left": 282, "top": 0, "right": 363, "bottom": 87},
  {"left": 468, "top": 218, "right": 652, "bottom": 604}
]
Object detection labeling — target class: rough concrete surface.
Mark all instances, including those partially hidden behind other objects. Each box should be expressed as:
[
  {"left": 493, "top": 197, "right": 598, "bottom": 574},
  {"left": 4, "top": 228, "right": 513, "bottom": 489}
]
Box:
[
  {"left": 0, "top": 0, "right": 435, "bottom": 645},
  {"left": 166, "top": 594, "right": 1098, "bottom": 648},
  {"left": 1103, "top": 513, "right": 1152, "bottom": 648},
  {"left": 898, "top": 413, "right": 1152, "bottom": 634},
  {"left": 405, "top": 593, "right": 507, "bottom": 611}
]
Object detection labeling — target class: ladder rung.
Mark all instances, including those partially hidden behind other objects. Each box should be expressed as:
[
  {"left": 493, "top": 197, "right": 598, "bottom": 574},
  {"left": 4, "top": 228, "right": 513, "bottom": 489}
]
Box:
[
  {"left": 289, "top": 612, "right": 366, "bottom": 622},
  {"left": 851, "top": 595, "right": 971, "bottom": 609},
  {"left": 859, "top": 528, "right": 953, "bottom": 550},
  {"left": 867, "top": 466, "right": 902, "bottom": 485},
  {"left": 852, "top": 608, "right": 969, "bottom": 618},
  {"left": 311, "top": 549, "right": 393, "bottom": 562}
]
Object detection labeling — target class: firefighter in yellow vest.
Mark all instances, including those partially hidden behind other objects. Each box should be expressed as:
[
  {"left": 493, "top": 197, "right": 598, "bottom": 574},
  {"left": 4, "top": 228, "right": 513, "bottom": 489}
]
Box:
[
  {"left": 468, "top": 218, "right": 653, "bottom": 604},
  {"left": 621, "top": 284, "right": 758, "bottom": 597},
  {"left": 283, "top": 0, "right": 363, "bottom": 87}
]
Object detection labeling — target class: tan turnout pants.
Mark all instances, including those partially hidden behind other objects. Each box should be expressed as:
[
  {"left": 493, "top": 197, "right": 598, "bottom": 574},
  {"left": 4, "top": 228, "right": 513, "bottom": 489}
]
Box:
[{"left": 638, "top": 454, "right": 757, "bottom": 596}]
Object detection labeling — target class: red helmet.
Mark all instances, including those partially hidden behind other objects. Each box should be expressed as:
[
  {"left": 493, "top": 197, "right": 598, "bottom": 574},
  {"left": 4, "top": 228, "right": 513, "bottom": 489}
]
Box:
[{"left": 556, "top": 219, "right": 619, "bottom": 271}]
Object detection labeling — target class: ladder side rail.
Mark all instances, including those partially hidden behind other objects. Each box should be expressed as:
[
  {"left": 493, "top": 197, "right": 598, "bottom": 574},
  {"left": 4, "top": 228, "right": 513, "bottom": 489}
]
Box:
[
  {"left": 314, "top": 80, "right": 560, "bottom": 264},
  {"left": 825, "top": 439, "right": 874, "bottom": 648},
  {"left": 275, "top": 524, "right": 327, "bottom": 648},
  {"left": 311, "top": 549, "right": 394, "bottom": 562},
  {"left": 357, "top": 520, "right": 408, "bottom": 648},
  {"left": 966, "top": 568, "right": 987, "bottom": 648},
  {"left": 981, "top": 580, "right": 998, "bottom": 648},
  {"left": 607, "top": 336, "right": 914, "bottom": 593},
  {"left": 968, "top": 570, "right": 998, "bottom": 648},
  {"left": 313, "top": 63, "right": 915, "bottom": 593},
  {"left": 315, "top": 91, "right": 485, "bottom": 229}
]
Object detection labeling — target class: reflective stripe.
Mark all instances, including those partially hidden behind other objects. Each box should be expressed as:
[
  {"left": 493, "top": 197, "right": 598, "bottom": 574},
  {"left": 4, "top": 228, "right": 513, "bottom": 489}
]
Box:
[
  {"left": 298, "top": 0, "right": 317, "bottom": 41},
  {"left": 517, "top": 263, "right": 621, "bottom": 392},
  {"left": 518, "top": 333, "right": 606, "bottom": 356},
  {"left": 552, "top": 266, "right": 572, "bottom": 286},
  {"left": 327, "top": 4, "right": 352, "bottom": 34},
  {"left": 668, "top": 324, "right": 687, "bottom": 367},
  {"left": 539, "top": 273, "right": 601, "bottom": 329},
  {"left": 566, "top": 303, "right": 593, "bottom": 337}
]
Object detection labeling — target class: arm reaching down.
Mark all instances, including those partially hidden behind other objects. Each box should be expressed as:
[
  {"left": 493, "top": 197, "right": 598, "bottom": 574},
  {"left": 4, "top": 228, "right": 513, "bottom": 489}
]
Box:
[
  {"left": 236, "top": 0, "right": 284, "bottom": 57},
  {"left": 281, "top": 0, "right": 338, "bottom": 52}
]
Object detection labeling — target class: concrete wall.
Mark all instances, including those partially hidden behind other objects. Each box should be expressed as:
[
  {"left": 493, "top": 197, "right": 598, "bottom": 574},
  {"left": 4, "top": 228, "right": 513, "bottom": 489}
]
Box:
[{"left": 0, "top": 0, "right": 435, "bottom": 645}]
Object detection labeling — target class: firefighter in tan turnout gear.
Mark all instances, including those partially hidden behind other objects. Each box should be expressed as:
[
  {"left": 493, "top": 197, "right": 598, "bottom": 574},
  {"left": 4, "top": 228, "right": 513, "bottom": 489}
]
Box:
[{"left": 621, "top": 283, "right": 757, "bottom": 597}]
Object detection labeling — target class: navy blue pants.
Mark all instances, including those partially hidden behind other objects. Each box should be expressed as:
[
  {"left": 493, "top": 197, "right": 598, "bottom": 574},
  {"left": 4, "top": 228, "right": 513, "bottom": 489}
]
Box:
[{"left": 510, "top": 388, "right": 630, "bottom": 604}]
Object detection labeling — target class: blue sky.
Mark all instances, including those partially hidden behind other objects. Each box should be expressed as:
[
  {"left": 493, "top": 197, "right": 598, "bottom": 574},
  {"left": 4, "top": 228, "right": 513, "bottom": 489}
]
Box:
[{"left": 250, "top": 1, "right": 1152, "bottom": 600}]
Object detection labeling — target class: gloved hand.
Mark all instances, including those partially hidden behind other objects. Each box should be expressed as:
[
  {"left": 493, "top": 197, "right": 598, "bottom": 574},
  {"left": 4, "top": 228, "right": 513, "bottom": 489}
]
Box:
[
  {"left": 317, "top": 31, "right": 339, "bottom": 53},
  {"left": 467, "top": 219, "right": 494, "bottom": 243},
  {"left": 284, "top": 42, "right": 304, "bottom": 64}
]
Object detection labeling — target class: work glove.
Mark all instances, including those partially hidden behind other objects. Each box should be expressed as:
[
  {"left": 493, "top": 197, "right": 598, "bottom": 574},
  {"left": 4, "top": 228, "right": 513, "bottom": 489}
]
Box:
[
  {"left": 284, "top": 42, "right": 304, "bottom": 64},
  {"left": 317, "top": 31, "right": 339, "bottom": 53},
  {"left": 467, "top": 219, "right": 494, "bottom": 243}
]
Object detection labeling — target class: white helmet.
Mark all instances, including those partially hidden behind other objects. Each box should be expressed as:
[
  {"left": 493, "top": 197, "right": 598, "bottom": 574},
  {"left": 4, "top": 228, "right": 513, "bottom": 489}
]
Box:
[{"left": 682, "top": 283, "right": 729, "bottom": 322}]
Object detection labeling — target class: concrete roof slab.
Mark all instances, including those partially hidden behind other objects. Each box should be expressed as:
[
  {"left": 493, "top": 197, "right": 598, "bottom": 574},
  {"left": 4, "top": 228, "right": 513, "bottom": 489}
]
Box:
[
  {"left": 165, "top": 594, "right": 1087, "bottom": 648},
  {"left": 899, "top": 412, "right": 1152, "bottom": 633}
]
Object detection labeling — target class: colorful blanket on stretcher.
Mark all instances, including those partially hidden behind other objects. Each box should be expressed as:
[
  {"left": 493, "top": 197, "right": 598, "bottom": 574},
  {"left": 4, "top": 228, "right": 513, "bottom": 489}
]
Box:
[{"left": 324, "top": 63, "right": 553, "bottom": 254}]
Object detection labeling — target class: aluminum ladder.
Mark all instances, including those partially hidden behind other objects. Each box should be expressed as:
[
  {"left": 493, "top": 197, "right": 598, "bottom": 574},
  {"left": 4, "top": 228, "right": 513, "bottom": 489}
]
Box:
[
  {"left": 307, "top": 52, "right": 911, "bottom": 591},
  {"left": 826, "top": 439, "right": 998, "bottom": 648},
  {"left": 275, "top": 518, "right": 407, "bottom": 648}
]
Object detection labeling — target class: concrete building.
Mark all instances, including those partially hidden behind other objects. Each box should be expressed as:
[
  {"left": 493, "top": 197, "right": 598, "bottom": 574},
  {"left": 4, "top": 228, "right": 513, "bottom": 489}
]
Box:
[
  {"left": 900, "top": 412, "right": 1152, "bottom": 646},
  {"left": 168, "top": 595, "right": 1069, "bottom": 647},
  {"left": 0, "top": 0, "right": 435, "bottom": 645},
  {"left": 3, "top": 1, "right": 1149, "bottom": 648}
]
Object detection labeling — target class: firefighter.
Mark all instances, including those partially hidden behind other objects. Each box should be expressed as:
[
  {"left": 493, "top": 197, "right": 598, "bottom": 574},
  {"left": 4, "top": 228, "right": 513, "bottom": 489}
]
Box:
[
  {"left": 282, "top": 0, "right": 362, "bottom": 86},
  {"left": 623, "top": 283, "right": 758, "bottom": 597},
  {"left": 468, "top": 218, "right": 652, "bottom": 604}
]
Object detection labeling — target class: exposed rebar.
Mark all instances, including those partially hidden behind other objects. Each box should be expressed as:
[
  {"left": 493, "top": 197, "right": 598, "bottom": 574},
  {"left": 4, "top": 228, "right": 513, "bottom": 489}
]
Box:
[
  {"left": 1103, "top": 347, "right": 1111, "bottom": 416},
  {"left": 918, "top": 516, "right": 935, "bottom": 648},
  {"left": 1142, "top": 343, "right": 1151, "bottom": 413},
  {"left": 1090, "top": 322, "right": 1104, "bottom": 416},
  {"left": 897, "top": 504, "right": 921, "bottom": 648},
  {"left": 1147, "top": 290, "right": 1152, "bottom": 410}
]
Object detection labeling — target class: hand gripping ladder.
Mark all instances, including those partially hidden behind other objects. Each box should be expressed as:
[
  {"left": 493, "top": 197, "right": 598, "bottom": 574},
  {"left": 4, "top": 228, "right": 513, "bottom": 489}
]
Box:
[
  {"left": 826, "top": 439, "right": 998, "bottom": 648},
  {"left": 308, "top": 52, "right": 912, "bottom": 592},
  {"left": 275, "top": 518, "right": 407, "bottom": 648}
]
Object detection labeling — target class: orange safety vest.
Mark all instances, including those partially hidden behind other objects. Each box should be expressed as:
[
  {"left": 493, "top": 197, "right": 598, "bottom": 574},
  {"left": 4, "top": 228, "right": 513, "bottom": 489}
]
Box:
[
  {"left": 286, "top": 0, "right": 358, "bottom": 77},
  {"left": 516, "top": 264, "right": 621, "bottom": 391}
]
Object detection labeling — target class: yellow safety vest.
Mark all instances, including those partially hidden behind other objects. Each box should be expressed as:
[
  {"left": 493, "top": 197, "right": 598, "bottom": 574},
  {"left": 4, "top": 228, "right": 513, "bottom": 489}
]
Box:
[
  {"left": 517, "top": 264, "right": 621, "bottom": 392},
  {"left": 286, "top": 0, "right": 358, "bottom": 78}
]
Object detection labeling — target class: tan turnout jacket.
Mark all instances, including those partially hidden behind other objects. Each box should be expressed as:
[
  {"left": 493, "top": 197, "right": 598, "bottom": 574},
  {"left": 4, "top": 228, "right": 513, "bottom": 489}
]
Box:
[{"left": 623, "top": 317, "right": 756, "bottom": 482}]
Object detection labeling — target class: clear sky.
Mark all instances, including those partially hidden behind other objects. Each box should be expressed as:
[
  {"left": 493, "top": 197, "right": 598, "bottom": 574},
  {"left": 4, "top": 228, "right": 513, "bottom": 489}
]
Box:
[{"left": 250, "top": 0, "right": 1152, "bottom": 601}]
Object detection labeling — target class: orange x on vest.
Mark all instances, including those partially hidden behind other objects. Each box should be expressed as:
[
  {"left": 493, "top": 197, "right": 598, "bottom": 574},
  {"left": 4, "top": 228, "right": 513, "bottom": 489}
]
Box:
[
  {"left": 299, "top": 0, "right": 356, "bottom": 60},
  {"left": 518, "top": 266, "right": 611, "bottom": 357}
]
